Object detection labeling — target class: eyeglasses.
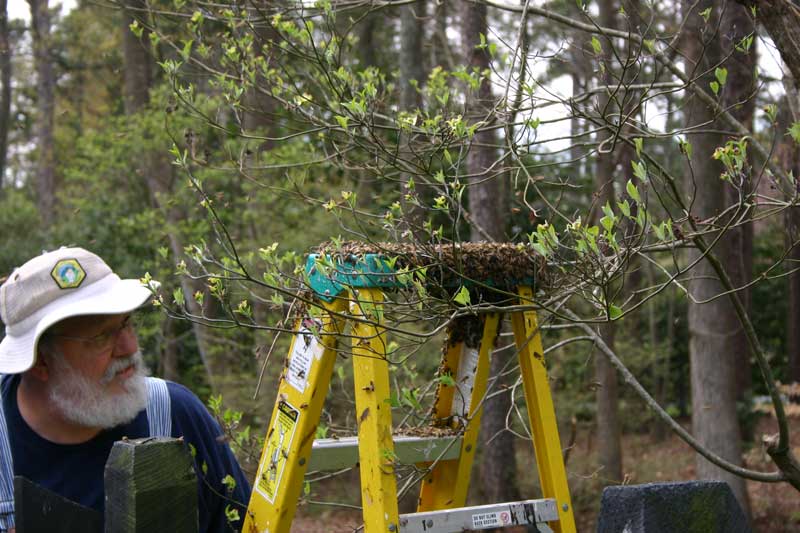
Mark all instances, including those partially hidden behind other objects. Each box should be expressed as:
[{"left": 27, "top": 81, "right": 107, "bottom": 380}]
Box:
[{"left": 48, "top": 315, "right": 136, "bottom": 353}]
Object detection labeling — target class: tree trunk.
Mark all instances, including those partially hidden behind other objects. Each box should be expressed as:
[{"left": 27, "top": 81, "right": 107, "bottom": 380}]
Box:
[
  {"left": 651, "top": 260, "right": 673, "bottom": 441},
  {"left": 121, "top": 0, "right": 151, "bottom": 115},
  {"left": 684, "top": 0, "right": 751, "bottom": 516},
  {"left": 739, "top": 0, "right": 800, "bottom": 85},
  {"left": 28, "top": 0, "right": 56, "bottom": 227},
  {"left": 587, "top": 0, "right": 624, "bottom": 485},
  {"left": 399, "top": 1, "right": 424, "bottom": 111},
  {"left": 780, "top": 77, "right": 800, "bottom": 383},
  {"left": 0, "top": 0, "right": 10, "bottom": 186},
  {"left": 431, "top": 0, "right": 451, "bottom": 71},
  {"left": 462, "top": 0, "right": 519, "bottom": 513},
  {"left": 720, "top": 2, "right": 756, "bottom": 398},
  {"left": 398, "top": 0, "right": 426, "bottom": 237},
  {"left": 357, "top": 13, "right": 378, "bottom": 69},
  {"left": 787, "top": 202, "right": 800, "bottom": 383}
]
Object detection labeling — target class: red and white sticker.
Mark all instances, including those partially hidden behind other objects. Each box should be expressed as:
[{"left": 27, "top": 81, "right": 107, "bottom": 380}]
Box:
[{"left": 471, "top": 510, "right": 512, "bottom": 528}]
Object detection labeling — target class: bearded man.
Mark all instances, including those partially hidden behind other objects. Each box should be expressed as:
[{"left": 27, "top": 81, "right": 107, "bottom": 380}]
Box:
[{"left": 0, "top": 247, "right": 251, "bottom": 532}]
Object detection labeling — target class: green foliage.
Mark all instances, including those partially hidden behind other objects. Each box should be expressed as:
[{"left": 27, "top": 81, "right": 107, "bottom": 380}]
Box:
[{"left": 788, "top": 122, "right": 800, "bottom": 144}]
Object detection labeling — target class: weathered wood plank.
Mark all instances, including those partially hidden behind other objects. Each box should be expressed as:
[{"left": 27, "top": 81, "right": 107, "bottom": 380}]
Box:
[
  {"left": 14, "top": 476, "right": 102, "bottom": 533},
  {"left": 104, "top": 437, "right": 198, "bottom": 533}
]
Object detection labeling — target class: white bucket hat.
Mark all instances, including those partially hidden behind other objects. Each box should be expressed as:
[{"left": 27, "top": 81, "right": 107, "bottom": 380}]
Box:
[{"left": 0, "top": 247, "right": 152, "bottom": 374}]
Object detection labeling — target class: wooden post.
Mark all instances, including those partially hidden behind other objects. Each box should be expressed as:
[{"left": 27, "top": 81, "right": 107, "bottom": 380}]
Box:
[
  {"left": 104, "top": 437, "right": 198, "bottom": 533},
  {"left": 14, "top": 476, "right": 102, "bottom": 533}
]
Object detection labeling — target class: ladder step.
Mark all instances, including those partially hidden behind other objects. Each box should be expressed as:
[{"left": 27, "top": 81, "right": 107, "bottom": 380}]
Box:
[
  {"left": 308, "top": 435, "right": 463, "bottom": 471},
  {"left": 399, "top": 498, "right": 558, "bottom": 533}
]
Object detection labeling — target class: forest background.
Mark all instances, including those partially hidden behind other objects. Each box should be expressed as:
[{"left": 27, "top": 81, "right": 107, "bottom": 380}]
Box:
[{"left": 3, "top": 0, "right": 800, "bottom": 530}]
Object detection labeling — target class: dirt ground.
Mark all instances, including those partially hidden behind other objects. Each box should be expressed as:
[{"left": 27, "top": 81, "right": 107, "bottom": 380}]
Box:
[{"left": 290, "top": 417, "right": 800, "bottom": 532}]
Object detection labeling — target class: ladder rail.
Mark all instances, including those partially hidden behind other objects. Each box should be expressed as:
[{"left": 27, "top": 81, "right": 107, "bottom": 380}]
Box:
[
  {"left": 243, "top": 299, "right": 346, "bottom": 533},
  {"left": 350, "top": 288, "right": 401, "bottom": 533},
  {"left": 512, "top": 286, "right": 576, "bottom": 533},
  {"left": 400, "top": 498, "right": 558, "bottom": 533},
  {"left": 309, "top": 435, "right": 463, "bottom": 471}
]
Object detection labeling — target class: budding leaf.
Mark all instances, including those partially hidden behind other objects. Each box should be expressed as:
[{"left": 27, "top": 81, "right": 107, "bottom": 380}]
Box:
[
  {"left": 788, "top": 122, "right": 800, "bottom": 144},
  {"left": 454, "top": 286, "right": 471, "bottom": 306},
  {"left": 618, "top": 199, "right": 631, "bottom": 218},
  {"left": 591, "top": 36, "right": 602, "bottom": 55},
  {"left": 632, "top": 160, "right": 648, "bottom": 182},
  {"left": 714, "top": 67, "right": 728, "bottom": 86},
  {"left": 626, "top": 180, "right": 641, "bottom": 203}
]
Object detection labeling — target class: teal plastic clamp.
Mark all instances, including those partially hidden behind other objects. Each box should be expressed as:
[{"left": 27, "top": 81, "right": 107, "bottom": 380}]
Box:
[{"left": 305, "top": 253, "right": 402, "bottom": 302}]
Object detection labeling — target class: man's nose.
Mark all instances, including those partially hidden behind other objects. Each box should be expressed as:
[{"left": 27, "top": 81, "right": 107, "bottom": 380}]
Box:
[{"left": 112, "top": 326, "right": 138, "bottom": 356}]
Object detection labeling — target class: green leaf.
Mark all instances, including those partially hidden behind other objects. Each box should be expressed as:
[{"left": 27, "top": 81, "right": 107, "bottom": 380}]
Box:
[
  {"left": 439, "top": 373, "right": 456, "bottom": 387},
  {"left": 222, "top": 475, "right": 237, "bottom": 492},
  {"left": 626, "top": 180, "right": 641, "bottom": 203},
  {"left": 454, "top": 285, "right": 471, "bottom": 306},
  {"left": 788, "top": 122, "right": 800, "bottom": 144},
  {"left": 609, "top": 304, "right": 623, "bottom": 320},
  {"left": 180, "top": 39, "right": 193, "bottom": 61},
  {"left": 335, "top": 115, "right": 349, "bottom": 129},
  {"left": 709, "top": 81, "right": 720, "bottom": 95},
  {"left": 591, "top": 36, "right": 602, "bottom": 55},
  {"left": 653, "top": 222, "right": 665, "bottom": 241},
  {"left": 699, "top": 7, "right": 712, "bottom": 22},
  {"left": 764, "top": 104, "right": 778, "bottom": 124},
  {"left": 633, "top": 137, "right": 643, "bottom": 157},
  {"left": 636, "top": 209, "right": 647, "bottom": 228},
  {"left": 643, "top": 39, "right": 655, "bottom": 54},
  {"left": 129, "top": 20, "right": 143, "bottom": 38},
  {"left": 617, "top": 199, "right": 631, "bottom": 218},
  {"left": 531, "top": 242, "right": 549, "bottom": 257},
  {"left": 173, "top": 287, "right": 185, "bottom": 307},
  {"left": 602, "top": 201, "right": 614, "bottom": 220},
  {"left": 600, "top": 215, "right": 614, "bottom": 232},
  {"left": 714, "top": 67, "right": 728, "bottom": 86},
  {"left": 735, "top": 34, "right": 754, "bottom": 53},
  {"left": 631, "top": 160, "right": 647, "bottom": 182},
  {"left": 526, "top": 117, "right": 541, "bottom": 130},
  {"left": 679, "top": 140, "right": 693, "bottom": 159}
]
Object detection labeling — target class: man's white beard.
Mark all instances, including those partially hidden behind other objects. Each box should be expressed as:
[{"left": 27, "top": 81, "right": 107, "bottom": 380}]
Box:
[{"left": 47, "top": 351, "right": 149, "bottom": 429}]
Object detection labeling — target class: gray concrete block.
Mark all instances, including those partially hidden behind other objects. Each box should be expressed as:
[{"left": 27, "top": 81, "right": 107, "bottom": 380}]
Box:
[{"left": 596, "top": 481, "right": 751, "bottom": 533}]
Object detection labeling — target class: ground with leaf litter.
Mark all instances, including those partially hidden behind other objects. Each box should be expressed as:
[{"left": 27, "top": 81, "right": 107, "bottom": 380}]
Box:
[{"left": 290, "top": 417, "right": 800, "bottom": 532}]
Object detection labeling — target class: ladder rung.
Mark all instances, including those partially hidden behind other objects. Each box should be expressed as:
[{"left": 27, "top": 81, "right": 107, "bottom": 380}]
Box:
[
  {"left": 399, "top": 498, "right": 558, "bottom": 533},
  {"left": 308, "top": 435, "right": 463, "bottom": 471}
]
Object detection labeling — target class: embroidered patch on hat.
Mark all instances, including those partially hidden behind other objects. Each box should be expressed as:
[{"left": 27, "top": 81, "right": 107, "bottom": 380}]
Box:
[{"left": 50, "top": 259, "right": 86, "bottom": 289}]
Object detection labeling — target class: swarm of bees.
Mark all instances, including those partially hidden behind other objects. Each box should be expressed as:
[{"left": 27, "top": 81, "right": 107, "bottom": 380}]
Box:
[{"left": 315, "top": 241, "right": 550, "bottom": 302}]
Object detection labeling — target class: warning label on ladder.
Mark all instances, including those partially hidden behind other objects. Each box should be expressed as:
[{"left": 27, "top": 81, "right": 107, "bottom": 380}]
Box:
[
  {"left": 256, "top": 400, "right": 300, "bottom": 503},
  {"left": 286, "top": 322, "right": 323, "bottom": 394},
  {"left": 472, "top": 510, "right": 511, "bottom": 528}
]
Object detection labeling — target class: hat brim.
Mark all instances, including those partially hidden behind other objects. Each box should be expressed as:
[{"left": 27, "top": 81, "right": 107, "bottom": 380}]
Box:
[{"left": 0, "top": 277, "right": 152, "bottom": 374}]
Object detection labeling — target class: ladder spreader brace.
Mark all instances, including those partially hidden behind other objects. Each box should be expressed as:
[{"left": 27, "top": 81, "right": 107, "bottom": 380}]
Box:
[{"left": 243, "top": 251, "right": 576, "bottom": 533}]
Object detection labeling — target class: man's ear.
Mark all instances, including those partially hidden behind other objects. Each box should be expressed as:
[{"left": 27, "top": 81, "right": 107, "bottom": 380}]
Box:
[{"left": 28, "top": 350, "right": 50, "bottom": 381}]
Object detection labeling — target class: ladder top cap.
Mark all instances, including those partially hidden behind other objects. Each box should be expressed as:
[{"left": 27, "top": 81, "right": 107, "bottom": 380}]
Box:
[{"left": 306, "top": 242, "right": 545, "bottom": 301}]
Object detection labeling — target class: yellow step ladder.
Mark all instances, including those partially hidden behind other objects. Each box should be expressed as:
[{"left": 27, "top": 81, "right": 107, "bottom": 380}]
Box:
[{"left": 243, "top": 249, "right": 576, "bottom": 533}]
